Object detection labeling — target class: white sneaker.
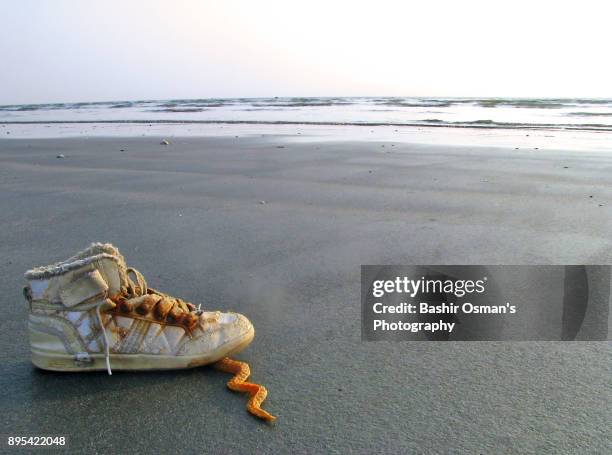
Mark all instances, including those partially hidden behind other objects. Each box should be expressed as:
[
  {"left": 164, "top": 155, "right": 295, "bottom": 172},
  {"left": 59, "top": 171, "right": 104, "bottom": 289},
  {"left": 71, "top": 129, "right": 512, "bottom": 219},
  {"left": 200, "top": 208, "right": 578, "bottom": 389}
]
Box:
[{"left": 24, "top": 243, "right": 254, "bottom": 374}]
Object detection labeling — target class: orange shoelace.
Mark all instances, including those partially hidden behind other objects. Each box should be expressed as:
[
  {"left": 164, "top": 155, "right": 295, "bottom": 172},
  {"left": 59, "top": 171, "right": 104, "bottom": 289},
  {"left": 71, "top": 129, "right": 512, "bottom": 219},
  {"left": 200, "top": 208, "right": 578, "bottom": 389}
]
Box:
[
  {"left": 214, "top": 357, "right": 276, "bottom": 422},
  {"left": 109, "top": 267, "right": 202, "bottom": 329}
]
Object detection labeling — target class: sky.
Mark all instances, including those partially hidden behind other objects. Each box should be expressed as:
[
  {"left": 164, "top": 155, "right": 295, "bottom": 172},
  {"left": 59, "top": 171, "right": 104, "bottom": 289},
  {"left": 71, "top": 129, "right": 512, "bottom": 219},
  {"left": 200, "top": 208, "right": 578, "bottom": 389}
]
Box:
[{"left": 1, "top": 0, "right": 611, "bottom": 104}]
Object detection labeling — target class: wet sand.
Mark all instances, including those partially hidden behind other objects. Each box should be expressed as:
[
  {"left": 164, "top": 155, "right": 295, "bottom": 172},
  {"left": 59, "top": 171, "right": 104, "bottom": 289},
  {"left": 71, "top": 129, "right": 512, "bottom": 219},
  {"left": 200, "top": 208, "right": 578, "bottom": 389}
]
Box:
[{"left": 0, "top": 134, "right": 610, "bottom": 453}]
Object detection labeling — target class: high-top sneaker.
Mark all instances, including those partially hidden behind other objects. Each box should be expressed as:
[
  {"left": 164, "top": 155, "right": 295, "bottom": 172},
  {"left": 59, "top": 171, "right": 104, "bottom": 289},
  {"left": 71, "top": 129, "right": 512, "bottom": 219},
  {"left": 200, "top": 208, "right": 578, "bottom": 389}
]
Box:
[{"left": 23, "top": 243, "right": 254, "bottom": 374}]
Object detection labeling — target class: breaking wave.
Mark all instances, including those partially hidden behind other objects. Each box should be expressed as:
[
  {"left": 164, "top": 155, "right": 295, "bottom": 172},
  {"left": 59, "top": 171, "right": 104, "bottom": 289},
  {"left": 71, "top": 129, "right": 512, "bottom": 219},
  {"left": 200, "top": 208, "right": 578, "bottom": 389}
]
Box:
[{"left": 1, "top": 97, "right": 611, "bottom": 132}]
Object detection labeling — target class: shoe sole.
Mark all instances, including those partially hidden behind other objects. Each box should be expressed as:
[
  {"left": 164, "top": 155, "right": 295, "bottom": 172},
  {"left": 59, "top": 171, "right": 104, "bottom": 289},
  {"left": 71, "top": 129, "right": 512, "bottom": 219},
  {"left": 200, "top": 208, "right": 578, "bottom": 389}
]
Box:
[{"left": 31, "top": 326, "right": 255, "bottom": 372}]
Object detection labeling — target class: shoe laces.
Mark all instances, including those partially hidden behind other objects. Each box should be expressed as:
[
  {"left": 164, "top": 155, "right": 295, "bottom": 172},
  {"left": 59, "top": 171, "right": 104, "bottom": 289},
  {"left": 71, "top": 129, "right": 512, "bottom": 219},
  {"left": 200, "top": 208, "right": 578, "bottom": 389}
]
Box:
[{"left": 96, "top": 266, "right": 203, "bottom": 375}]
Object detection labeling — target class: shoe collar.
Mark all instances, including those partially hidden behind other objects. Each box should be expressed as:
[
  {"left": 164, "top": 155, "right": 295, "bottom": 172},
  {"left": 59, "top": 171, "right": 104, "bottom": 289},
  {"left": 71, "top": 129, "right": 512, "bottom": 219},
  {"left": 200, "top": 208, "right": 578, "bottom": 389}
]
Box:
[{"left": 24, "top": 242, "right": 127, "bottom": 280}]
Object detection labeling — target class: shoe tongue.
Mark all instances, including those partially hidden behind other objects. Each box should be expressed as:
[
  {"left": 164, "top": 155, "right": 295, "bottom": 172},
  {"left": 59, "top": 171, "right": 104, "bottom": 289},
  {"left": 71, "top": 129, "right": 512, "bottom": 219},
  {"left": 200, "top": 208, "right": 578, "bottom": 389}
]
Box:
[
  {"left": 84, "top": 243, "right": 130, "bottom": 292},
  {"left": 89, "top": 243, "right": 127, "bottom": 265}
]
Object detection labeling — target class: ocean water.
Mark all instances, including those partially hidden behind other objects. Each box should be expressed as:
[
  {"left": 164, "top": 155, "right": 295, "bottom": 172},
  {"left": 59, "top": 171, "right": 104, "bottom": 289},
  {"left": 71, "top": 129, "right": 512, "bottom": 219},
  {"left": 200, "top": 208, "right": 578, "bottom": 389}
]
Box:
[{"left": 2, "top": 97, "right": 612, "bottom": 131}]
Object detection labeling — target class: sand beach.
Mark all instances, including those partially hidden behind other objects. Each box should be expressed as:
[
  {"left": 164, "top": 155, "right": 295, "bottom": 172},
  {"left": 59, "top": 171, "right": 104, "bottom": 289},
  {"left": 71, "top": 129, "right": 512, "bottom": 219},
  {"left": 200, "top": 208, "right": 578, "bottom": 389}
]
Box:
[{"left": 1, "top": 127, "right": 610, "bottom": 452}]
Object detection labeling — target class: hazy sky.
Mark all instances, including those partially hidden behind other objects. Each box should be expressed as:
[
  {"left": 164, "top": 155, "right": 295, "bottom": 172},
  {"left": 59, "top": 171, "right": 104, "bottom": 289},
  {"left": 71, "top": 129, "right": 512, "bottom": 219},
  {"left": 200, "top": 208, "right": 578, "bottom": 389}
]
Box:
[{"left": 1, "top": 0, "right": 610, "bottom": 104}]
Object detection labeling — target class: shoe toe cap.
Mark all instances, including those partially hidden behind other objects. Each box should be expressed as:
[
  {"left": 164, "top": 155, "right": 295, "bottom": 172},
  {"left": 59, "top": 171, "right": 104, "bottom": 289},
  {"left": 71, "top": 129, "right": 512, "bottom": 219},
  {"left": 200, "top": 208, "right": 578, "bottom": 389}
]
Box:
[
  {"left": 216, "top": 311, "right": 254, "bottom": 339},
  {"left": 179, "top": 311, "right": 254, "bottom": 356}
]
